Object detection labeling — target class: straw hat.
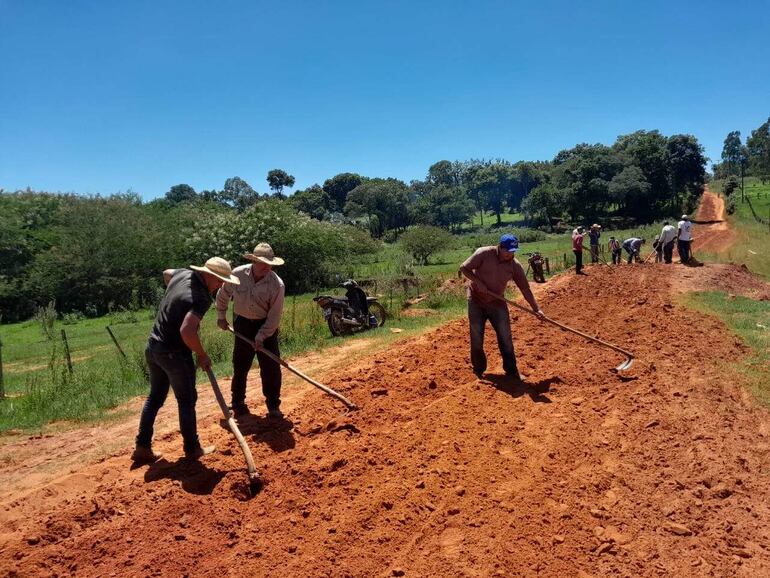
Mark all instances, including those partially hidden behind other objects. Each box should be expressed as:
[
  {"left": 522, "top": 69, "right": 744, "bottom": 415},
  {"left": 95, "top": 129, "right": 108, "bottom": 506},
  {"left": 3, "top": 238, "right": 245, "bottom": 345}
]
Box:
[
  {"left": 243, "top": 243, "right": 285, "bottom": 266},
  {"left": 190, "top": 257, "right": 240, "bottom": 284},
  {"left": 591, "top": 223, "right": 601, "bottom": 229}
]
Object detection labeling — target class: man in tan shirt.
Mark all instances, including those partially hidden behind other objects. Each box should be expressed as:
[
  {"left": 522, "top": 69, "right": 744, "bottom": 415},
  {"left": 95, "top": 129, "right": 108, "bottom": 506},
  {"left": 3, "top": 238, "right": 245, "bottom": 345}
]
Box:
[
  {"left": 459, "top": 234, "right": 543, "bottom": 381},
  {"left": 216, "top": 243, "right": 285, "bottom": 418}
]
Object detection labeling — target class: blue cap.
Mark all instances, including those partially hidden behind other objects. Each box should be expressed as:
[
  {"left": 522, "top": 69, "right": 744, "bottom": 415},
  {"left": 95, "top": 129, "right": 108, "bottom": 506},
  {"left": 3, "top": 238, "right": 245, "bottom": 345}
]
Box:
[{"left": 499, "top": 234, "right": 519, "bottom": 252}]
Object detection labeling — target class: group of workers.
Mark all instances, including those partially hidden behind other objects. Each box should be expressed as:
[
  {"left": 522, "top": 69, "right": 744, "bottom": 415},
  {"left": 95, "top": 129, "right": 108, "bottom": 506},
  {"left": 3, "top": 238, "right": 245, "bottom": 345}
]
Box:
[
  {"left": 131, "top": 214, "right": 695, "bottom": 463},
  {"left": 571, "top": 215, "right": 694, "bottom": 273}
]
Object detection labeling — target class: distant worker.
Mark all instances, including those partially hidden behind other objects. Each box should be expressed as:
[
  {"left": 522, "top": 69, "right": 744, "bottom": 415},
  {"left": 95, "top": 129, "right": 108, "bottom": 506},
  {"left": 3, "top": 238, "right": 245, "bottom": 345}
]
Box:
[
  {"left": 588, "top": 224, "right": 602, "bottom": 264},
  {"left": 216, "top": 243, "right": 285, "bottom": 419},
  {"left": 608, "top": 236, "right": 622, "bottom": 265},
  {"left": 622, "top": 237, "right": 646, "bottom": 264},
  {"left": 133, "top": 257, "right": 240, "bottom": 463},
  {"left": 459, "top": 234, "right": 544, "bottom": 382},
  {"left": 652, "top": 235, "right": 663, "bottom": 263},
  {"left": 677, "top": 214, "right": 693, "bottom": 264},
  {"left": 572, "top": 226, "right": 587, "bottom": 275},
  {"left": 658, "top": 221, "right": 677, "bottom": 264}
]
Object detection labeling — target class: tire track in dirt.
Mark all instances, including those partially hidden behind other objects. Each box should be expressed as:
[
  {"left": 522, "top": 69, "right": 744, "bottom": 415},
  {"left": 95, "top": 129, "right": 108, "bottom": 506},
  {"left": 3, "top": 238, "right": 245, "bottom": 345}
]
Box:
[{"left": 2, "top": 262, "right": 770, "bottom": 577}]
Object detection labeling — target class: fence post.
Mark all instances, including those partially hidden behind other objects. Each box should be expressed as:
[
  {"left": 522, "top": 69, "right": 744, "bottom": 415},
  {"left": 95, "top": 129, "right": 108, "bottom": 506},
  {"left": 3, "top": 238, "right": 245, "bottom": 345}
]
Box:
[
  {"left": 544, "top": 257, "right": 550, "bottom": 274},
  {"left": 0, "top": 335, "right": 5, "bottom": 399},
  {"left": 106, "top": 326, "right": 127, "bottom": 359},
  {"left": 61, "top": 329, "right": 73, "bottom": 374},
  {"left": 563, "top": 253, "right": 567, "bottom": 268}
]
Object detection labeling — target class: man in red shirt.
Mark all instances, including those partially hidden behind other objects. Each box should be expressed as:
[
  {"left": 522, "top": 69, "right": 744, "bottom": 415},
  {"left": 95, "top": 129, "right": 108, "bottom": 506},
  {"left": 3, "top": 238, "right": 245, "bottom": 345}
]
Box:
[
  {"left": 572, "top": 226, "right": 586, "bottom": 275},
  {"left": 459, "top": 234, "right": 544, "bottom": 381}
]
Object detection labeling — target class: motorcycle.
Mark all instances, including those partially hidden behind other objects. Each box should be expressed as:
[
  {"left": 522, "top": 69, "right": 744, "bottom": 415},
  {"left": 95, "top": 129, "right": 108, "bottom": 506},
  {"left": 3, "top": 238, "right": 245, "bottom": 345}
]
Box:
[
  {"left": 526, "top": 252, "right": 546, "bottom": 283},
  {"left": 313, "top": 280, "right": 387, "bottom": 337}
]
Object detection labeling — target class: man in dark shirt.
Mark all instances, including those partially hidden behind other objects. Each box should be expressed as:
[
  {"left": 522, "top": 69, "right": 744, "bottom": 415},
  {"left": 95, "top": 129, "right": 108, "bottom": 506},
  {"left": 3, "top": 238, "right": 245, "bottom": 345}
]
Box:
[
  {"left": 459, "top": 234, "right": 544, "bottom": 382},
  {"left": 133, "top": 257, "right": 240, "bottom": 463},
  {"left": 588, "top": 224, "right": 601, "bottom": 264}
]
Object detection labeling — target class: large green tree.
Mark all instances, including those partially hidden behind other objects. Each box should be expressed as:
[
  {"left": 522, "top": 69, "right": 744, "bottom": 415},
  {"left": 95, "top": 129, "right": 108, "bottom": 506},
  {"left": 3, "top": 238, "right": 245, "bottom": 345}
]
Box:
[
  {"left": 322, "top": 172, "right": 364, "bottom": 212},
  {"left": 165, "top": 184, "right": 197, "bottom": 204},
  {"left": 721, "top": 131, "right": 743, "bottom": 176},
  {"left": 291, "top": 184, "right": 332, "bottom": 220},
  {"left": 747, "top": 118, "right": 770, "bottom": 182},
  {"left": 266, "top": 169, "right": 295, "bottom": 199},
  {"left": 220, "top": 176, "right": 259, "bottom": 211},
  {"left": 344, "top": 178, "right": 412, "bottom": 237},
  {"left": 412, "top": 184, "right": 475, "bottom": 231}
]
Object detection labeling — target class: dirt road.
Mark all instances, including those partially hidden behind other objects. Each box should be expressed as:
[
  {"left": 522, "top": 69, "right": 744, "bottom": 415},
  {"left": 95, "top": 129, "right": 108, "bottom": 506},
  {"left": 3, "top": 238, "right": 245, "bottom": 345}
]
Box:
[
  {"left": 692, "top": 188, "right": 737, "bottom": 255},
  {"left": 2, "top": 208, "right": 770, "bottom": 577}
]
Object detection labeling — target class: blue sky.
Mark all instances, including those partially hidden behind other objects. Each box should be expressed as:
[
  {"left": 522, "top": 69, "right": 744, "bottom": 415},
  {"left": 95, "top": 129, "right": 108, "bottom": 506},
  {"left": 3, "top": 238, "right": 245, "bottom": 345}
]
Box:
[{"left": 1, "top": 0, "right": 768, "bottom": 199}]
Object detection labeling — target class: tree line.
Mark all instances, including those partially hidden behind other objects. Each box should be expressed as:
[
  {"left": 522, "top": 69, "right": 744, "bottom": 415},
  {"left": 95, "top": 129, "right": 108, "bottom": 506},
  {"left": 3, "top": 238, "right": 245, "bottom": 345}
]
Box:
[
  {"left": 1, "top": 127, "right": 709, "bottom": 321},
  {"left": 714, "top": 116, "right": 770, "bottom": 184}
]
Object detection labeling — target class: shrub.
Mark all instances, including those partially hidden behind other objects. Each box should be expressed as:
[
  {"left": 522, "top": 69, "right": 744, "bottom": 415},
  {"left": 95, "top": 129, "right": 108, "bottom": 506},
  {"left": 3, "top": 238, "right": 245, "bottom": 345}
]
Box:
[
  {"left": 34, "top": 301, "right": 57, "bottom": 340},
  {"left": 724, "top": 176, "right": 740, "bottom": 197},
  {"left": 61, "top": 311, "right": 84, "bottom": 325},
  {"left": 399, "top": 226, "right": 454, "bottom": 265}
]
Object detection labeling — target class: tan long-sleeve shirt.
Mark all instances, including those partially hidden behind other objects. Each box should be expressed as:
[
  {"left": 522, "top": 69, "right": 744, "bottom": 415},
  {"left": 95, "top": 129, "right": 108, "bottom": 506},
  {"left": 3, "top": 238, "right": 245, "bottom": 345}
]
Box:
[{"left": 216, "top": 265, "right": 285, "bottom": 341}]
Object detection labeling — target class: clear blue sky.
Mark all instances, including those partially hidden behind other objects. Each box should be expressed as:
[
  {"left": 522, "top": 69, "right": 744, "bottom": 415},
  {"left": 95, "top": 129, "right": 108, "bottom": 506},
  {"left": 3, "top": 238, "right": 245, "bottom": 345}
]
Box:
[{"left": 1, "top": 0, "right": 768, "bottom": 199}]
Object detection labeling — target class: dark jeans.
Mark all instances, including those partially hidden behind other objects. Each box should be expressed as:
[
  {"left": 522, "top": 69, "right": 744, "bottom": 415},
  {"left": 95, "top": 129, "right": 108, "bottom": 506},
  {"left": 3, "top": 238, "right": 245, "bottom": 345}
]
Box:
[
  {"left": 232, "top": 315, "right": 282, "bottom": 410},
  {"left": 625, "top": 248, "right": 640, "bottom": 264},
  {"left": 663, "top": 241, "right": 675, "bottom": 264},
  {"left": 678, "top": 239, "right": 691, "bottom": 263},
  {"left": 468, "top": 300, "right": 517, "bottom": 376},
  {"left": 590, "top": 244, "right": 599, "bottom": 263},
  {"left": 611, "top": 249, "right": 622, "bottom": 265},
  {"left": 574, "top": 250, "right": 583, "bottom": 274},
  {"left": 136, "top": 344, "right": 200, "bottom": 453}
]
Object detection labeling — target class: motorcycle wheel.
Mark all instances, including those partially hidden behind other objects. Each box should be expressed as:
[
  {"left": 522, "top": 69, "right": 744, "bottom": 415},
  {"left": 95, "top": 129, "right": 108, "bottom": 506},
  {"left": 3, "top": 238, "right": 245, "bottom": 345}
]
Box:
[
  {"left": 368, "top": 302, "right": 387, "bottom": 327},
  {"left": 327, "top": 310, "right": 350, "bottom": 336}
]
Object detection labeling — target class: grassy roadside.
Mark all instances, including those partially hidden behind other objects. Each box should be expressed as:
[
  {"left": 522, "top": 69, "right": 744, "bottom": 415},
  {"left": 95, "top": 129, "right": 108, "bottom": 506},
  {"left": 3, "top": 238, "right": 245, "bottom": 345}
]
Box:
[
  {"left": 708, "top": 178, "right": 770, "bottom": 280},
  {"left": 681, "top": 291, "right": 770, "bottom": 407},
  {"left": 0, "top": 284, "right": 468, "bottom": 433}
]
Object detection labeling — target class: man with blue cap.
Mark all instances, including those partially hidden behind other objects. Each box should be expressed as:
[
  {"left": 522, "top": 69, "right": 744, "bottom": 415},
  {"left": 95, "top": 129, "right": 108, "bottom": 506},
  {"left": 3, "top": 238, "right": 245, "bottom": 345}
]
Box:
[{"left": 459, "top": 234, "right": 544, "bottom": 381}]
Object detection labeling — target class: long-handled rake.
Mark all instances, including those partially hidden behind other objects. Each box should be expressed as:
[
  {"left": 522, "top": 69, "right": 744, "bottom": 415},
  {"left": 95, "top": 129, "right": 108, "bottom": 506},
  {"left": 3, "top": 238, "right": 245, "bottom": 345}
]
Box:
[
  {"left": 489, "top": 293, "right": 635, "bottom": 371},
  {"left": 204, "top": 367, "right": 262, "bottom": 495},
  {"left": 227, "top": 326, "right": 358, "bottom": 411},
  {"left": 587, "top": 245, "right": 615, "bottom": 273}
]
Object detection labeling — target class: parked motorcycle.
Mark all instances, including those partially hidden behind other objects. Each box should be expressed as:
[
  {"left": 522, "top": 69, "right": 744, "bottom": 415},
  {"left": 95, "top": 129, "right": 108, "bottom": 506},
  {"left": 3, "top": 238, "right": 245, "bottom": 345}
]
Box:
[
  {"left": 526, "top": 252, "right": 546, "bottom": 283},
  {"left": 313, "top": 280, "right": 387, "bottom": 337}
]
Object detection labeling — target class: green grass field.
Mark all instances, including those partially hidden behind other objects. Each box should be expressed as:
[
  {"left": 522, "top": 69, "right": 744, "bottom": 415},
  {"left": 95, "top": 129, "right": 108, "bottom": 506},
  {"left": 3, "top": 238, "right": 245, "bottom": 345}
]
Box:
[{"left": 709, "top": 177, "right": 770, "bottom": 279}]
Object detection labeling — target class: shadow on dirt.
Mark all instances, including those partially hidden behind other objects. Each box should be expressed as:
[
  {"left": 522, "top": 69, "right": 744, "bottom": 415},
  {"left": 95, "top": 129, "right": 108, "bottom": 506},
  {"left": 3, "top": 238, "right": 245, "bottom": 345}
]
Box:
[
  {"left": 218, "top": 414, "right": 296, "bottom": 453},
  {"left": 139, "top": 458, "right": 226, "bottom": 495},
  {"left": 483, "top": 374, "right": 560, "bottom": 403}
]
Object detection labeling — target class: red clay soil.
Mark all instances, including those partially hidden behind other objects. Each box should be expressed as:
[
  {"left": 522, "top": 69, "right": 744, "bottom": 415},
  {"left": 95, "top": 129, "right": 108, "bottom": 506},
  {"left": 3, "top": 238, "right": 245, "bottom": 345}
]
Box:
[
  {"left": 692, "top": 189, "right": 738, "bottom": 255},
  {"left": 2, "top": 263, "right": 770, "bottom": 577}
]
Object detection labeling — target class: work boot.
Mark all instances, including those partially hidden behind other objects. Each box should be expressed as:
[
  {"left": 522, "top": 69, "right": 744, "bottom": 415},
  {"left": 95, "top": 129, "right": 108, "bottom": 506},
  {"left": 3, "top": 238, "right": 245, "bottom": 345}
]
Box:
[
  {"left": 231, "top": 404, "right": 250, "bottom": 418},
  {"left": 131, "top": 444, "right": 162, "bottom": 463},
  {"left": 267, "top": 408, "right": 284, "bottom": 420},
  {"left": 185, "top": 445, "right": 216, "bottom": 460}
]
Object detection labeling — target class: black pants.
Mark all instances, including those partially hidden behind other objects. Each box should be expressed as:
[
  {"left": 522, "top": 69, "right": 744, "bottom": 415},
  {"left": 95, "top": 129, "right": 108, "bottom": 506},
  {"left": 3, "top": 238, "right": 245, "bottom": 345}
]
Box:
[
  {"left": 663, "top": 241, "right": 675, "bottom": 264},
  {"left": 574, "top": 250, "right": 583, "bottom": 274},
  {"left": 611, "top": 249, "right": 622, "bottom": 265},
  {"left": 678, "top": 239, "right": 691, "bottom": 263},
  {"left": 231, "top": 315, "right": 282, "bottom": 410}
]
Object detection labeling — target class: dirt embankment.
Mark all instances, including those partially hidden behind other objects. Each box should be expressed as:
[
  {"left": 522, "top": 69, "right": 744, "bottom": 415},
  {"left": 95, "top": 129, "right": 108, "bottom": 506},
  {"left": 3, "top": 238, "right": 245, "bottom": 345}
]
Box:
[{"left": 2, "top": 261, "right": 770, "bottom": 577}]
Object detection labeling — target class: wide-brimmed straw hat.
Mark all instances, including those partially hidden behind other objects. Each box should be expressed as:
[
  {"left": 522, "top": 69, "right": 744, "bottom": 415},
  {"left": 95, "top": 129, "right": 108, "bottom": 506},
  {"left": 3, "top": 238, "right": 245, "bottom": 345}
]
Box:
[
  {"left": 243, "top": 243, "right": 285, "bottom": 266},
  {"left": 591, "top": 223, "right": 601, "bottom": 229},
  {"left": 190, "top": 257, "right": 240, "bottom": 284}
]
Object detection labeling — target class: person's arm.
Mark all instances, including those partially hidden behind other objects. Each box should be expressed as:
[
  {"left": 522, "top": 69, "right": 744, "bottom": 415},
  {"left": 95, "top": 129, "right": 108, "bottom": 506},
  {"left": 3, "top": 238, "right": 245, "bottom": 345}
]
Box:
[
  {"left": 162, "top": 269, "right": 177, "bottom": 287},
  {"left": 180, "top": 311, "right": 211, "bottom": 370},
  {"left": 458, "top": 249, "right": 490, "bottom": 294},
  {"left": 511, "top": 260, "right": 544, "bottom": 316},
  {"left": 254, "top": 282, "right": 285, "bottom": 348},
  {"left": 215, "top": 282, "right": 236, "bottom": 330}
]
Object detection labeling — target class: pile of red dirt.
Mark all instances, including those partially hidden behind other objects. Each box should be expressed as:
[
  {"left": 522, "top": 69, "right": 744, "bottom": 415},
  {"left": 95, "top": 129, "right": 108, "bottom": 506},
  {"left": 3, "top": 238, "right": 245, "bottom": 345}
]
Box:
[{"left": 2, "top": 264, "right": 770, "bottom": 577}]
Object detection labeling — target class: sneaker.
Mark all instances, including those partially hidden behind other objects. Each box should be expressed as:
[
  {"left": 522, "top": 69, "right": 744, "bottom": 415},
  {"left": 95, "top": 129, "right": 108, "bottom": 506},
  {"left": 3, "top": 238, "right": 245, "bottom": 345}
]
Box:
[
  {"left": 231, "top": 404, "right": 250, "bottom": 418},
  {"left": 267, "top": 408, "right": 284, "bottom": 420},
  {"left": 185, "top": 445, "right": 216, "bottom": 460},
  {"left": 131, "top": 445, "right": 162, "bottom": 463}
]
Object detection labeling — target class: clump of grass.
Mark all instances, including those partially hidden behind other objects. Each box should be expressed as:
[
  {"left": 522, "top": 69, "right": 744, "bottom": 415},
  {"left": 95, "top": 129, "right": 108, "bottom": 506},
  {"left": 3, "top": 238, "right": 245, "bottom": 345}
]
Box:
[{"left": 34, "top": 301, "right": 57, "bottom": 340}]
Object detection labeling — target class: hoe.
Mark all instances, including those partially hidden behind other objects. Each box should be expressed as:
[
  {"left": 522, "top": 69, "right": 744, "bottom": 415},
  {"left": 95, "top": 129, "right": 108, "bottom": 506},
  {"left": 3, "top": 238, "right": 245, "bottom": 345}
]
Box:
[{"left": 490, "top": 293, "right": 635, "bottom": 372}]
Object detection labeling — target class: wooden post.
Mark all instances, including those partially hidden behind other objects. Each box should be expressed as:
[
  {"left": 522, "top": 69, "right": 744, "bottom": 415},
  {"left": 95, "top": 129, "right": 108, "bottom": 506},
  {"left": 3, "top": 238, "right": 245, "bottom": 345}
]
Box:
[
  {"left": 61, "top": 329, "right": 73, "bottom": 374},
  {"left": 106, "top": 326, "right": 127, "bottom": 359},
  {"left": 544, "top": 257, "right": 550, "bottom": 274},
  {"left": 563, "top": 253, "right": 567, "bottom": 268},
  {"left": 0, "top": 335, "right": 5, "bottom": 399}
]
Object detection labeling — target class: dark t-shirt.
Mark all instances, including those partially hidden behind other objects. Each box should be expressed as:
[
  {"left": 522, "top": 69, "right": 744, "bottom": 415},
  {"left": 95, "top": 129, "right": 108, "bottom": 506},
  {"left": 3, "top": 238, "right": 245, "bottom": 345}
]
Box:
[
  {"left": 148, "top": 269, "right": 212, "bottom": 352},
  {"left": 589, "top": 230, "right": 601, "bottom": 245}
]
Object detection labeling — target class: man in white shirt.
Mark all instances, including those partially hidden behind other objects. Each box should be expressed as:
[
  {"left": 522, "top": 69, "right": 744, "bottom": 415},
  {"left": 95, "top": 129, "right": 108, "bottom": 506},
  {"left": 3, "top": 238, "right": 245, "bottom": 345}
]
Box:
[
  {"left": 216, "top": 243, "right": 285, "bottom": 419},
  {"left": 677, "top": 215, "right": 693, "bottom": 264},
  {"left": 658, "top": 222, "right": 677, "bottom": 264}
]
